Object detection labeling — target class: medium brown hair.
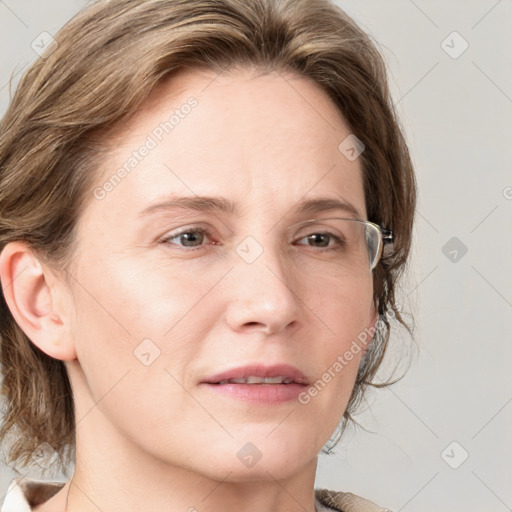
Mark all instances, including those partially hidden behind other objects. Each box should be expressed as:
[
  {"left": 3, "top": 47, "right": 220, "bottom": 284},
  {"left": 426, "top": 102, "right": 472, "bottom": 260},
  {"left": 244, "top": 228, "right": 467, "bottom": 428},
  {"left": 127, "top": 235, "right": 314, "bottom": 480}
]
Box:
[{"left": 0, "top": 0, "right": 416, "bottom": 470}]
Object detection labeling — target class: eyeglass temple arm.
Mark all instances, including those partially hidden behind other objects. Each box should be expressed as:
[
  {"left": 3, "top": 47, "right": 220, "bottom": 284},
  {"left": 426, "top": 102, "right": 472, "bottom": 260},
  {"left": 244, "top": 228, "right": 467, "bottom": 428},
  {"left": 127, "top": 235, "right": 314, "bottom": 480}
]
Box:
[{"left": 380, "top": 228, "right": 393, "bottom": 244}]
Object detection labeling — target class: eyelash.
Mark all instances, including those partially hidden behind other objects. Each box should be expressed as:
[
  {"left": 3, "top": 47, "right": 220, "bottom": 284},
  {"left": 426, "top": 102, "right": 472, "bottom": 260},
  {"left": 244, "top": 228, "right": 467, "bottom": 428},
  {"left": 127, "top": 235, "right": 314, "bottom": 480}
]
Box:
[{"left": 159, "top": 226, "right": 345, "bottom": 252}]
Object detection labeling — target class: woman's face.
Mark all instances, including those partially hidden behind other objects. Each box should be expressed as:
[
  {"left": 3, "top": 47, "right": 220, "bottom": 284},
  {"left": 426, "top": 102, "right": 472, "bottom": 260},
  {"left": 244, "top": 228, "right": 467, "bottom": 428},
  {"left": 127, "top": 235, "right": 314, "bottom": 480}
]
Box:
[{"left": 64, "top": 67, "right": 377, "bottom": 481}]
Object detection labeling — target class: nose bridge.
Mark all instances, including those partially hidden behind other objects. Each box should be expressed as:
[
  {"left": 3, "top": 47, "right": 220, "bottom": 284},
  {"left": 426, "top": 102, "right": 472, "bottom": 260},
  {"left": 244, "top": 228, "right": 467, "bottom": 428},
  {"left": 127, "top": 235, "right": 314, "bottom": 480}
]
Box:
[
  {"left": 236, "top": 227, "right": 296, "bottom": 298},
  {"left": 224, "top": 227, "right": 300, "bottom": 334}
]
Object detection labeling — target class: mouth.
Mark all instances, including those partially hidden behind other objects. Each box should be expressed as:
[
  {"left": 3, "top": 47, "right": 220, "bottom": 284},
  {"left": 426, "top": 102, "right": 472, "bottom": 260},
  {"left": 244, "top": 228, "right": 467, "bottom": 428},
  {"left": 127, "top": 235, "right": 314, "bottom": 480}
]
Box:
[
  {"left": 216, "top": 376, "right": 298, "bottom": 385},
  {"left": 200, "top": 364, "right": 309, "bottom": 404},
  {"left": 202, "top": 363, "right": 309, "bottom": 386}
]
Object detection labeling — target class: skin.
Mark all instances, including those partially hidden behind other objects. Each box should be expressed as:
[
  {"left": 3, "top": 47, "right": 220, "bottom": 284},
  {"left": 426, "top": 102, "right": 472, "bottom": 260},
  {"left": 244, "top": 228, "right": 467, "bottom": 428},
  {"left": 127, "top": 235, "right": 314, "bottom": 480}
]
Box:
[{"left": 0, "top": 67, "right": 377, "bottom": 512}]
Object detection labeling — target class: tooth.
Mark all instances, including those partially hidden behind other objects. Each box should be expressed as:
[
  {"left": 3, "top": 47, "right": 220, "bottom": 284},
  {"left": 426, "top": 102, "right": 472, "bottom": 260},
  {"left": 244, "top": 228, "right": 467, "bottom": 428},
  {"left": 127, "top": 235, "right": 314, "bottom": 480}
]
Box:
[
  {"left": 262, "top": 377, "right": 285, "bottom": 384},
  {"left": 216, "top": 376, "right": 293, "bottom": 385}
]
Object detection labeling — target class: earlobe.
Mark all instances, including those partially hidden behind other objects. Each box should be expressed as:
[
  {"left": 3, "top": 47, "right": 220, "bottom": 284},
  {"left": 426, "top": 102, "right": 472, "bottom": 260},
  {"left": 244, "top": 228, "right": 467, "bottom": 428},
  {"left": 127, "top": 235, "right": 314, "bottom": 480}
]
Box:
[{"left": 0, "top": 241, "right": 76, "bottom": 361}]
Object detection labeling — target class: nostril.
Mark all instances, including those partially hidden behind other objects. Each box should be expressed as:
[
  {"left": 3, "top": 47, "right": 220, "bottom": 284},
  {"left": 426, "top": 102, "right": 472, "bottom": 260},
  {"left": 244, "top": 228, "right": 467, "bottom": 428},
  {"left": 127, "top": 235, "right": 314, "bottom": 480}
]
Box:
[
  {"left": 244, "top": 322, "right": 265, "bottom": 330},
  {"left": 243, "top": 322, "right": 271, "bottom": 333}
]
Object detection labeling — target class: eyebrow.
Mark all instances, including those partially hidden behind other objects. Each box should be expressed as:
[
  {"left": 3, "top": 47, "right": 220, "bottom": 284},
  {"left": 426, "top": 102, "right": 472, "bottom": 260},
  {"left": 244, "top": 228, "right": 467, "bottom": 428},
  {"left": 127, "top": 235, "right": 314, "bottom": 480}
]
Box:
[{"left": 139, "top": 194, "right": 363, "bottom": 220}]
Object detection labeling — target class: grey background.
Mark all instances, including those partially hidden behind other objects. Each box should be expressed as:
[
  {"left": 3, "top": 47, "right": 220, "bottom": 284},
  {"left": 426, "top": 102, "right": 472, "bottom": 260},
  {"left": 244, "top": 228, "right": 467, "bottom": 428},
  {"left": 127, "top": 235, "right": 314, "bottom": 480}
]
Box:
[{"left": 1, "top": 1, "right": 511, "bottom": 511}]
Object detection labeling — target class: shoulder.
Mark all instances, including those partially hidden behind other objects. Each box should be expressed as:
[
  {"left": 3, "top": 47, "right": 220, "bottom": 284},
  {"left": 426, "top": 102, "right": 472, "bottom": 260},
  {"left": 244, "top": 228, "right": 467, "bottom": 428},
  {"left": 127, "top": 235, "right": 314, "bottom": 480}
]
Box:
[
  {"left": 315, "top": 487, "right": 391, "bottom": 512},
  {"left": 1, "top": 477, "right": 66, "bottom": 512}
]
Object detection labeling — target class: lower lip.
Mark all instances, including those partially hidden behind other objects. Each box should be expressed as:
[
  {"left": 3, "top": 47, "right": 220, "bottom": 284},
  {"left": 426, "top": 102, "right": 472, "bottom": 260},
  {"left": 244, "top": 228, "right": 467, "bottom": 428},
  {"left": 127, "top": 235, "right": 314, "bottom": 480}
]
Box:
[{"left": 200, "top": 383, "right": 307, "bottom": 404}]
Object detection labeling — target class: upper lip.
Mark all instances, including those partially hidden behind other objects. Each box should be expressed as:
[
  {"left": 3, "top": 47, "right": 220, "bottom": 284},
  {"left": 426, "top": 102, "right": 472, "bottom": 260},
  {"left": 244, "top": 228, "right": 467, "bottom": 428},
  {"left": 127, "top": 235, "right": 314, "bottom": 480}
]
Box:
[{"left": 202, "top": 364, "right": 309, "bottom": 385}]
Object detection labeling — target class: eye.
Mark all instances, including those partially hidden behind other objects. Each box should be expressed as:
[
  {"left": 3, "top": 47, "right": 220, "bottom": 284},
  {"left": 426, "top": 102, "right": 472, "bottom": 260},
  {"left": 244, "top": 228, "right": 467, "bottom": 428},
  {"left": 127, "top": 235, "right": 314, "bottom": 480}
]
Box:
[
  {"left": 295, "top": 231, "right": 345, "bottom": 250},
  {"left": 160, "top": 227, "right": 215, "bottom": 249}
]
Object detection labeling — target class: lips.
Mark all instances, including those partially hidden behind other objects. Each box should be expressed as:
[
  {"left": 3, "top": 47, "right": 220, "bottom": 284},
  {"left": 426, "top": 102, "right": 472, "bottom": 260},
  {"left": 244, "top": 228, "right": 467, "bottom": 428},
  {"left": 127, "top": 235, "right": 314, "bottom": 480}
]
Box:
[{"left": 202, "top": 364, "right": 309, "bottom": 386}]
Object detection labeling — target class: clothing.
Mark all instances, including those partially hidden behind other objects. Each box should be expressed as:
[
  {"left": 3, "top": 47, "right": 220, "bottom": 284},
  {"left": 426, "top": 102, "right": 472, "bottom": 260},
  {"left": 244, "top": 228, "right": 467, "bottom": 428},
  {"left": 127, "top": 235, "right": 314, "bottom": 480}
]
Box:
[{"left": 1, "top": 477, "right": 388, "bottom": 512}]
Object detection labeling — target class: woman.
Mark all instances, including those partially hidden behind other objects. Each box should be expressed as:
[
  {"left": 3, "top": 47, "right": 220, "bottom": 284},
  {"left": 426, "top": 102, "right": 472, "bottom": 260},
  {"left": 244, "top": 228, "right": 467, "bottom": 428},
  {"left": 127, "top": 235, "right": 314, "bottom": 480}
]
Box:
[{"left": 0, "top": 0, "right": 416, "bottom": 510}]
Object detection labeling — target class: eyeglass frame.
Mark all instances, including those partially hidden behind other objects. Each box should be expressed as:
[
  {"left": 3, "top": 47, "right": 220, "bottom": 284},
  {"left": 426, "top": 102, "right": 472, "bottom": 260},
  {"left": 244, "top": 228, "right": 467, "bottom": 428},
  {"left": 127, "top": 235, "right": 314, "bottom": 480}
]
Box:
[{"left": 284, "top": 217, "right": 394, "bottom": 271}]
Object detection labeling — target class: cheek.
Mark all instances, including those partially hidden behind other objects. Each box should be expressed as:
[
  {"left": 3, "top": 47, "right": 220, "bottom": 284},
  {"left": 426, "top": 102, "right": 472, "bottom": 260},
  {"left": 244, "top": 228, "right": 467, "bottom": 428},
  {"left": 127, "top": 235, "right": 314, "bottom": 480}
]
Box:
[
  {"left": 68, "top": 272, "right": 205, "bottom": 441},
  {"left": 69, "top": 255, "right": 223, "bottom": 398},
  {"left": 312, "top": 275, "right": 374, "bottom": 345},
  {"left": 303, "top": 279, "right": 374, "bottom": 399}
]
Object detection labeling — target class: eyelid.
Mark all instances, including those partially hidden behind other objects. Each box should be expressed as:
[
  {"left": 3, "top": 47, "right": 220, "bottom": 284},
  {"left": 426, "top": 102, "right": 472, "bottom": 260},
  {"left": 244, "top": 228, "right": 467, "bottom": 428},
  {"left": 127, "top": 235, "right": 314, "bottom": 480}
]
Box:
[
  {"left": 159, "top": 222, "right": 210, "bottom": 236},
  {"left": 287, "top": 218, "right": 346, "bottom": 236},
  {"left": 286, "top": 216, "right": 361, "bottom": 229},
  {"left": 160, "top": 225, "right": 211, "bottom": 239}
]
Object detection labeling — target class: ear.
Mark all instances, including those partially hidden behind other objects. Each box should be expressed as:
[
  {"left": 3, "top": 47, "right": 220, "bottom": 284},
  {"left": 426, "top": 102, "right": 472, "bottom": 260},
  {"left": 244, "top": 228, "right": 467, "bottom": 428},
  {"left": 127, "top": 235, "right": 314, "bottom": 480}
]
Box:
[{"left": 0, "top": 241, "right": 76, "bottom": 361}]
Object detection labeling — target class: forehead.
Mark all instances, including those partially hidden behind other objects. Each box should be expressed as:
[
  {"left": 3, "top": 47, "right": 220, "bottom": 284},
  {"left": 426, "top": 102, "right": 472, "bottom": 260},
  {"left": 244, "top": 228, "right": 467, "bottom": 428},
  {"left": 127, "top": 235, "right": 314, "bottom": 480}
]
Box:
[{"left": 85, "top": 67, "right": 367, "bottom": 228}]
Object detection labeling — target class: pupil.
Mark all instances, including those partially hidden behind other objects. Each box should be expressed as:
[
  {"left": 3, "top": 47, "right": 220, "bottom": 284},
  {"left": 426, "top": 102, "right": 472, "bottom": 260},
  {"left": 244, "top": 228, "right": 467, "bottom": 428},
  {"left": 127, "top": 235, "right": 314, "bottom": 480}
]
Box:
[
  {"left": 182, "top": 232, "right": 202, "bottom": 246},
  {"left": 309, "top": 234, "right": 329, "bottom": 247}
]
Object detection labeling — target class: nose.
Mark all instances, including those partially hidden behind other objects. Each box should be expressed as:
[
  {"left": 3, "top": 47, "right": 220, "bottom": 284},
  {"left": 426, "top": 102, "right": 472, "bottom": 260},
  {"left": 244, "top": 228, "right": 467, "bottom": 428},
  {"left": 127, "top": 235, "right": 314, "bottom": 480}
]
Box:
[{"left": 224, "top": 240, "right": 300, "bottom": 337}]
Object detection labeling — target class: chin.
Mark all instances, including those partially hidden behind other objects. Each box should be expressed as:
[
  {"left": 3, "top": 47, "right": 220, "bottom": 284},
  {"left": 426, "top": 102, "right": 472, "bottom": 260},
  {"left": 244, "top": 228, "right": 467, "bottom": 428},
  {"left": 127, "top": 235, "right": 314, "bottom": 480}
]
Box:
[{"left": 197, "top": 432, "right": 319, "bottom": 482}]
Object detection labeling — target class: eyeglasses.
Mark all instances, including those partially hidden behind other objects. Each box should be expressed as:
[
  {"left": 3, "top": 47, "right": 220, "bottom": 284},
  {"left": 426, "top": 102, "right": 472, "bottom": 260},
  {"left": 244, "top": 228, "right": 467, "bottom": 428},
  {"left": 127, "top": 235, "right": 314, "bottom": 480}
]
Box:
[{"left": 284, "top": 217, "right": 393, "bottom": 274}]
